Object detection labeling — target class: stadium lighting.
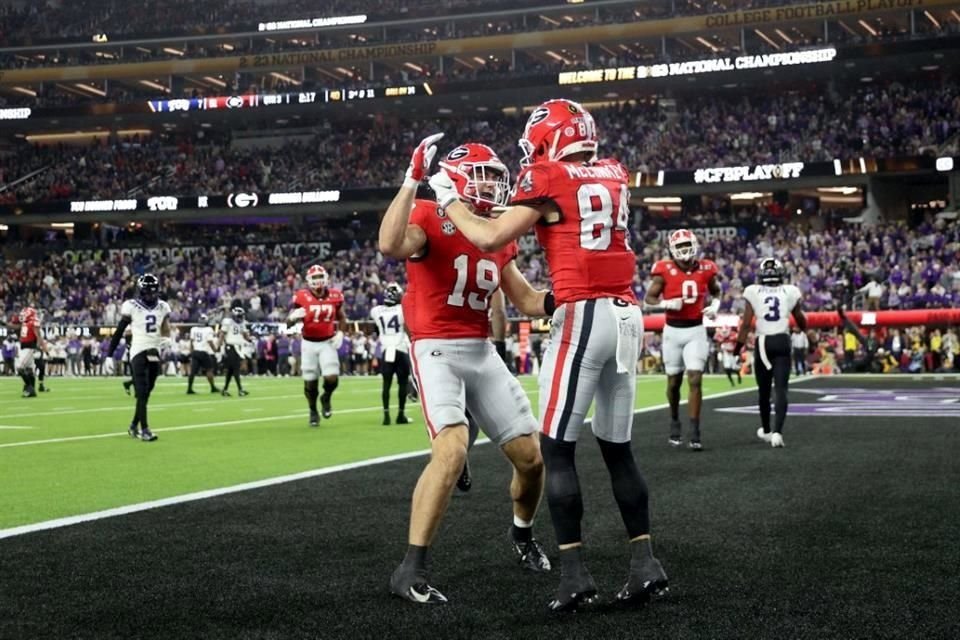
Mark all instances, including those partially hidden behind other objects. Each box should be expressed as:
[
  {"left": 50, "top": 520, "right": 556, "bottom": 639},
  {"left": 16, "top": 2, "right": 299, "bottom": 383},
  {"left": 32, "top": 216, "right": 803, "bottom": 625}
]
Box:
[{"left": 936, "top": 157, "right": 955, "bottom": 172}]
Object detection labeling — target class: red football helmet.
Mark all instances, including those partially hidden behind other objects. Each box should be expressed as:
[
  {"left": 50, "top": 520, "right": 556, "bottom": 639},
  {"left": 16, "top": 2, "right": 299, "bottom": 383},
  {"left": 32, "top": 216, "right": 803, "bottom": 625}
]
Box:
[
  {"left": 19, "top": 307, "right": 37, "bottom": 324},
  {"left": 668, "top": 229, "right": 700, "bottom": 263},
  {"left": 437, "top": 143, "right": 510, "bottom": 213},
  {"left": 306, "top": 265, "right": 329, "bottom": 291},
  {"left": 519, "top": 98, "right": 598, "bottom": 167}
]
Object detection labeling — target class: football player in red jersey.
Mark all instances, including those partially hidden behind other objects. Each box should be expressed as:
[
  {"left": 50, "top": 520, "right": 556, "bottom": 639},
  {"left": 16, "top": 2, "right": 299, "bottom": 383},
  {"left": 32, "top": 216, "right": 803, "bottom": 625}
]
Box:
[
  {"left": 644, "top": 229, "right": 722, "bottom": 450},
  {"left": 714, "top": 324, "right": 742, "bottom": 386},
  {"left": 287, "top": 264, "right": 347, "bottom": 427},
  {"left": 429, "top": 99, "right": 668, "bottom": 612},
  {"left": 12, "top": 307, "right": 45, "bottom": 398},
  {"left": 380, "top": 135, "right": 553, "bottom": 604}
]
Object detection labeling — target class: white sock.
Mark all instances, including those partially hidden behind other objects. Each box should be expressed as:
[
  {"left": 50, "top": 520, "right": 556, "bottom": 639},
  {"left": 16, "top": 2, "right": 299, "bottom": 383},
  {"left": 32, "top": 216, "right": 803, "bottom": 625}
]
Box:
[{"left": 513, "top": 515, "right": 533, "bottom": 529}]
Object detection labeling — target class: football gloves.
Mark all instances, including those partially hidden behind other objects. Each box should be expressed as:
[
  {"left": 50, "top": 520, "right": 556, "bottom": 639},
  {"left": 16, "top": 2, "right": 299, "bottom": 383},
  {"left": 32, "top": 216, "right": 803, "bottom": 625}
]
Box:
[
  {"left": 703, "top": 299, "right": 721, "bottom": 319},
  {"left": 404, "top": 133, "right": 444, "bottom": 189},
  {"left": 660, "top": 298, "right": 684, "bottom": 311},
  {"left": 331, "top": 331, "right": 345, "bottom": 350},
  {"left": 429, "top": 170, "right": 460, "bottom": 210},
  {"left": 288, "top": 307, "right": 307, "bottom": 322}
]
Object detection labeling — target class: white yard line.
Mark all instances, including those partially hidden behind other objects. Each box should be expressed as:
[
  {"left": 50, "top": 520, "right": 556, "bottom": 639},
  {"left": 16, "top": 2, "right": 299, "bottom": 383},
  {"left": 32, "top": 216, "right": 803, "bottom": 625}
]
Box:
[
  {"left": 0, "top": 425, "right": 33, "bottom": 430},
  {"left": 0, "top": 382, "right": 782, "bottom": 540}
]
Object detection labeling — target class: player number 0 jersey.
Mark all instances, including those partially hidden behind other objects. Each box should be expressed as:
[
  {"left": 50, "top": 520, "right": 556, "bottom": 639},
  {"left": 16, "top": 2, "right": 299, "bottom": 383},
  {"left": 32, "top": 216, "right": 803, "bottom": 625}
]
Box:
[
  {"left": 120, "top": 299, "right": 172, "bottom": 358},
  {"left": 743, "top": 284, "right": 802, "bottom": 336}
]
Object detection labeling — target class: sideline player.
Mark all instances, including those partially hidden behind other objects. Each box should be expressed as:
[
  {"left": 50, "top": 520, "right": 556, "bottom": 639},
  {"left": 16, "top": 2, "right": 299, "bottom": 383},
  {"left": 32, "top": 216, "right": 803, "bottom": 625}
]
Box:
[
  {"left": 644, "top": 229, "right": 721, "bottom": 450},
  {"left": 714, "top": 324, "right": 742, "bottom": 386},
  {"left": 187, "top": 313, "right": 220, "bottom": 394},
  {"left": 13, "top": 307, "right": 44, "bottom": 398},
  {"left": 380, "top": 137, "right": 552, "bottom": 604},
  {"left": 736, "top": 258, "right": 806, "bottom": 448},
  {"left": 287, "top": 265, "right": 346, "bottom": 426},
  {"left": 371, "top": 282, "right": 412, "bottom": 426},
  {"left": 109, "top": 274, "right": 171, "bottom": 442},
  {"left": 219, "top": 305, "right": 251, "bottom": 397},
  {"left": 432, "top": 99, "right": 668, "bottom": 611}
]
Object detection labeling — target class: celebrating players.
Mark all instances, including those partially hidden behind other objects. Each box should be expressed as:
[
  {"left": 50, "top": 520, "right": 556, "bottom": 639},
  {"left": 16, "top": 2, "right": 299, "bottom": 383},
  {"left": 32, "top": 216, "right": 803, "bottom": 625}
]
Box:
[
  {"left": 13, "top": 306, "right": 44, "bottom": 398},
  {"left": 219, "top": 305, "right": 251, "bottom": 397},
  {"left": 644, "top": 229, "right": 722, "bottom": 451},
  {"left": 108, "top": 274, "right": 171, "bottom": 442},
  {"left": 287, "top": 265, "right": 347, "bottom": 427},
  {"left": 735, "top": 258, "right": 806, "bottom": 448},
  {"left": 432, "top": 99, "right": 667, "bottom": 611},
  {"left": 370, "top": 282, "right": 412, "bottom": 426},
  {"left": 187, "top": 313, "right": 220, "bottom": 395},
  {"left": 380, "top": 136, "right": 553, "bottom": 604}
]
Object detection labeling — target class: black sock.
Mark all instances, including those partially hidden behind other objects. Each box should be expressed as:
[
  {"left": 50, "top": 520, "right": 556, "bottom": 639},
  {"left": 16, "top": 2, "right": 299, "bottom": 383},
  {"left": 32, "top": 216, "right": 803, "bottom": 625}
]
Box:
[
  {"left": 726, "top": 370, "right": 735, "bottom": 385},
  {"left": 559, "top": 546, "right": 585, "bottom": 573},
  {"left": 304, "top": 381, "right": 319, "bottom": 412},
  {"left": 690, "top": 418, "right": 701, "bottom": 441},
  {"left": 511, "top": 523, "right": 533, "bottom": 544},
  {"left": 398, "top": 379, "right": 408, "bottom": 413},
  {"left": 401, "top": 544, "right": 429, "bottom": 575},
  {"left": 187, "top": 372, "right": 195, "bottom": 391}
]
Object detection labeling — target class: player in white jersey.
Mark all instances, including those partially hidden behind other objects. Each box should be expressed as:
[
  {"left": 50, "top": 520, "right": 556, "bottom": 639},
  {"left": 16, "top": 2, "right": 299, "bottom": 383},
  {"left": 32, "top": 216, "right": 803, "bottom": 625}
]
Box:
[
  {"left": 219, "top": 305, "right": 251, "bottom": 397},
  {"left": 187, "top": 313, "right": 220, "bottom": 394},
  {"left": 371, "top": 283, "right": 413, "bottom": 426},
  {"left": 109, "top": 274, "right": 171, "bottom": 442},
  {"left": 735, "top": 258, "right": 806, "bottom": 448}
]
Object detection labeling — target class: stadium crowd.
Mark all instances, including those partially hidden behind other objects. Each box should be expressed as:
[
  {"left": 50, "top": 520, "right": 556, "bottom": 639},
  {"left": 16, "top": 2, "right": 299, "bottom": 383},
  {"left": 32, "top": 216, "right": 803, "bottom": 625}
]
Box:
[
  {"left": 2, "top": 213, "right": 958, "bottom": 376},
  {"left": 3, "top": 82, "right": 959, "bottom": 205},
  {"left": 0, "top": 0, "right": 820, "bottom": 47}
]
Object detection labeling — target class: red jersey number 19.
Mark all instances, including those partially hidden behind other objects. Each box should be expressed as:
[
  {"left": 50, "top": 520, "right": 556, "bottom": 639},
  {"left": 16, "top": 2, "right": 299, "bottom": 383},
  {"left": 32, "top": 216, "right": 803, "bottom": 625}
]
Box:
[
  {"left": 578, "top": 183, "right": 629, "bottom": 251},
  {"left": 447, "top": 254, "right": 499, "bottom": 311}
]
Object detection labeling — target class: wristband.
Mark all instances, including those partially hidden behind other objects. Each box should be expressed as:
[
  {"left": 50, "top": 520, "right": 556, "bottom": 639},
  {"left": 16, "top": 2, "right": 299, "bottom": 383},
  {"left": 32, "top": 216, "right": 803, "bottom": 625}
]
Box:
[
  {"left": 402, "top": 177, "right": 419, "bottom": 190},
  {"left": 543, "top": 291, "right": 556, "bottom": 315}
]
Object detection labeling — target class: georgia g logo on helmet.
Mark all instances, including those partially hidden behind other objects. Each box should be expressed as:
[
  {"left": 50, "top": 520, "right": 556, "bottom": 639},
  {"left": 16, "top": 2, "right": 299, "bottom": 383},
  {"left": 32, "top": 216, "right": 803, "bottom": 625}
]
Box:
[
  {"left": 446, "top": 146, "right": 470, "bottom": 161},
  {"left": 306, "top": 264, "right": 329, "bottom": 292}
]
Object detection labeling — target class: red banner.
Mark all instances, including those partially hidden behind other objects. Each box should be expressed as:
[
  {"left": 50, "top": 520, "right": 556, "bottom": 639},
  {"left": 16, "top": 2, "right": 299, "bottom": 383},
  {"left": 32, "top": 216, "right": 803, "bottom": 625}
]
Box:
[{"left": 643, "top": 308, "right": 960, "bottom": 332}]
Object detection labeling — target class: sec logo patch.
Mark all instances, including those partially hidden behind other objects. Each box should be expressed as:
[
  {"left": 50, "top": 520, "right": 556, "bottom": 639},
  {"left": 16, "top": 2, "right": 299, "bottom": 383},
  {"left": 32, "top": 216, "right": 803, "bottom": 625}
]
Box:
[{"left": 441, "top": 221, "right": 456, "bottom": 236}]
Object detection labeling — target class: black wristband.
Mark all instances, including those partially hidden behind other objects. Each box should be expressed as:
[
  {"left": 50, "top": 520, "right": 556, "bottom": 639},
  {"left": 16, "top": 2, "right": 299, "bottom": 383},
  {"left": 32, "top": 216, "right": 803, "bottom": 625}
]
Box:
[
  {"left": 733, "top": 341, "right": 745, "bottom": 356},
  {"left": 543, "top": 291, "right": 556, "bottom": 315},
  {"left": 494, "top": 340, "right": 507, "bottom": 362}
]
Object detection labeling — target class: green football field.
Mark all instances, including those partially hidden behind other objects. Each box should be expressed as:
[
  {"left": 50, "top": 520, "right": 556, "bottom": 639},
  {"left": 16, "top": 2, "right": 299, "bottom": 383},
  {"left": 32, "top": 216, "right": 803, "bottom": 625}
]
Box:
[{"left": 0, "top": 374, "right": 751, "bottom": 530}]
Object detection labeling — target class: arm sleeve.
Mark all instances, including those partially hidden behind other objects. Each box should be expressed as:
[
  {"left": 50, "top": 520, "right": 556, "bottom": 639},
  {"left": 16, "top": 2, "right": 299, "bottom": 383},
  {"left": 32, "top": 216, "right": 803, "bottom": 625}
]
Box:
[{"left": 108, "top": 317, "right": 131, "bottom": 356}]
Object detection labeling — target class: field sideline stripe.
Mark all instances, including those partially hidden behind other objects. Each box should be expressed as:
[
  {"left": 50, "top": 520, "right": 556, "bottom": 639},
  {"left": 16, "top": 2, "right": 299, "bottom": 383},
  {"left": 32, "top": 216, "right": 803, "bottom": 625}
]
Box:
[
  {"left": 0, "top": 405, "right": 399, "bottom": 449},
  {"left": 0, "top": 381, "right": 784, "bottom": 540}
]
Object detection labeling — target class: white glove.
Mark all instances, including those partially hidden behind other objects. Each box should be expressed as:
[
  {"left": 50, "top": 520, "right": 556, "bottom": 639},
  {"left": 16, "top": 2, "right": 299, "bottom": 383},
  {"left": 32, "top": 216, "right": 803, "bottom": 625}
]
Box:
[
  {"left": 703, "top": 299, "right": 721, "bottom": 319},
  {"left": 404, "top": 133, "right": 444, "bottom": 189},
  {"left": 288, "top": 307, "right": 306, "bottom": 322},
  {"left": 661, "top": 298, "right": 684, "bottom": 311},
  {"left": 428, "top": 170, "right": 460, "bottom": 210},
  {"left": 331, "top": 330, "right": 344, "bottom": 350}
]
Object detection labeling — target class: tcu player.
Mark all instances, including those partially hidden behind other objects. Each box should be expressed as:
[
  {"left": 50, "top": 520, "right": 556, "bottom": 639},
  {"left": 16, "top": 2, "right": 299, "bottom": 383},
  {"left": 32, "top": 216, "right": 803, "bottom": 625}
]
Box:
[
  {"left": 219, "top": 306, "right": 251, "bottom": 397},
  {"left": 13, "top": 306, "right": 44, "bottom": 398},
  {"left": 735, "top": 258, "right": 806, "bottom": 448},
  {"left": 644, "top": 229, "right": 721, "bottom": 451},
  {"left": 371, "top": 282, "right": 412, "bottom": 426},
  {"left": 432, "top": 99, "right": 668, "bottom": 612},
  {"left": 380, "top": 136, "right": 552, "bottom": 604},
  {"left": 714, "top": 324, "right": 742, "bottom": 386},
  {"left": 287, "top": 265, "right": 346, "bottom": 427},
  {"left": 187, "top": 313, "right": 220, "bottom": 394},
  {"left": 108, "top": 274, "right": 171, "bottom": 442}
]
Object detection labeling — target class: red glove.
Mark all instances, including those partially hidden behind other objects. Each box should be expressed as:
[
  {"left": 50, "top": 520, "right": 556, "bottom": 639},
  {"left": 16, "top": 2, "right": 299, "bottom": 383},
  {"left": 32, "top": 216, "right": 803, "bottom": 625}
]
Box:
[{"left": 404, "top": 133, "right": 444, "bottom": 188}]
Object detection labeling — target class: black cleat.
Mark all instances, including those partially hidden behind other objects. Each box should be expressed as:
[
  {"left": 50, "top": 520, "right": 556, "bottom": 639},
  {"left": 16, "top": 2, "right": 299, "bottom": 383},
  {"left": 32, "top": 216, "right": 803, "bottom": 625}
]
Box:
[
  {"left": 548, "top": 554, "right": 598, "bottom": 613},
  {"left": 395, "top": 413, "right": 412, "bottom": 425},
  {"left": 390, "top": 567, "right": 448, "bottom": 605},
  {"left": 39, "top": 383, "right": 49, "bottom": 392},
  {"left": 668, "top": 420, "right": 683, "bottom": 447},
  {"left": 456, "top": 459, "right": 472, "bottom": 493},
  {"left": 383, "top": 411, "right": 391, "bottom": 426},
  {"left": 617, "top": 557, "right": 670, "bottom": 604},
  {"left": 139, "top": 427, "right": 158, "bottom": 442},
  {"left": 511, "top": 530, "right": 552, "bottom": 573},
  {"left": 211, "top": 387, "right": 221, "bottom": 394},
  {"left": 128, "top": 425, "right": 140, "bottom": 439},
  {"left": 688, "top": 440, "right": 703, "bottom": 451},
  {"left": 22, "top": 389, "right": 37, "bottom": 398},
  {"left": 238, "top": 389, "right": 249, "bottom": 397},
  {"left": 221, "top": 390, "right": 231, "bottom": 397},
  {"left": 186, "top": 389, "right": 196, "bottom": 395},
  {"left": 320, "top": 393, "right": 332, "bottom": 419},
  {"left": 309, "top": 411, "right": 320, "bottom": 428}
]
